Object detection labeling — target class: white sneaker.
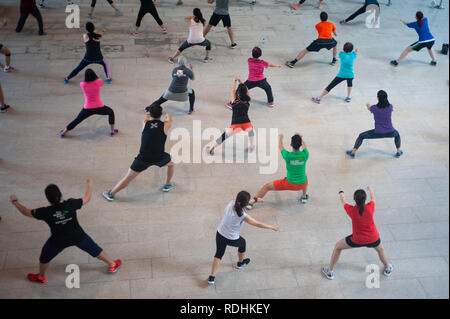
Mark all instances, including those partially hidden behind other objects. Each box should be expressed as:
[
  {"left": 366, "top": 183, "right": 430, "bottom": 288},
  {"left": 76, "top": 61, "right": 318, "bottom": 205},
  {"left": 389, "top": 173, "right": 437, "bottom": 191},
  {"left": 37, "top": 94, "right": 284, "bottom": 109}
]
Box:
[
  {"left": 322, "top": 266, "right": 335, "bottom": 280},
  {"left": 384, "top": 264, "right": 393, "bottom": 277}
]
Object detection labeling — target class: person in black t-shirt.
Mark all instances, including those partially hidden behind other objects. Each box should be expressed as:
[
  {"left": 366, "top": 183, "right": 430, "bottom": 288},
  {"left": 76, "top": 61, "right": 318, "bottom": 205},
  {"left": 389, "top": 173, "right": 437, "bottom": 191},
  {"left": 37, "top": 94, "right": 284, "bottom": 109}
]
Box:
[
  {"left": 9, "top": 180, "right": 122, "bottom": 284},
  {"left": 103, "top": 104, "right": 175, "bottom": 201},
  {"left": 205, "top": 77, "right": 255, "bottom": 155}
]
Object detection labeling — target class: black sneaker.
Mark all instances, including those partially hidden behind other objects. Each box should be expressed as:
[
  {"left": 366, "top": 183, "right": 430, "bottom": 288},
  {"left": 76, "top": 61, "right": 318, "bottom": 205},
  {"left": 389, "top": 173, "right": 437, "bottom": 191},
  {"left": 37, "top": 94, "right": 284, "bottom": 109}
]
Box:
[
  {"left": 390, "top": 60, "right": 398, "bottom": 67},
  {"left": 207, "top": 276, "right": 215, "bottom": 285},
  {"left": 0, "top": 104, "right": 10, "bottom": 112},
  {"left": 235, "top": 258, "right": 250, "bottom": 269},
  {"left": 230, "top": 43, "right": 237, "bottom": 49},
  {"left": 430, "top": 61, "right": 437, "bottom": 66}
]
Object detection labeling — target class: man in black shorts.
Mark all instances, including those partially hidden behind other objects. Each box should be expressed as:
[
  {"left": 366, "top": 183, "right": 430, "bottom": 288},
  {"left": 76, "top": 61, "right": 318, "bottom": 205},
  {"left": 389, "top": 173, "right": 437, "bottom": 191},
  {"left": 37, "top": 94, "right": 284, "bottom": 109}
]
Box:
[
  {"left": 203, "top": 0, "right": 237, "bottom": 48},
  {"left": 286, "top": 12, "right": 338, "bottom": 68},
  {"left": 103, "top": 104, "right": 174, "bottom": 201}
]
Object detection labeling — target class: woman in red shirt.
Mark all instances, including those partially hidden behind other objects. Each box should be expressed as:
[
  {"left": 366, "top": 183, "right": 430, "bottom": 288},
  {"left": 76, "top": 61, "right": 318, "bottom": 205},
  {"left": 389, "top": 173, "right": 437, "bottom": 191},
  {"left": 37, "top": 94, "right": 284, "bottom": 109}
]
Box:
[{"left": 322, "top": 186, "right": 393, "bottom": 280}]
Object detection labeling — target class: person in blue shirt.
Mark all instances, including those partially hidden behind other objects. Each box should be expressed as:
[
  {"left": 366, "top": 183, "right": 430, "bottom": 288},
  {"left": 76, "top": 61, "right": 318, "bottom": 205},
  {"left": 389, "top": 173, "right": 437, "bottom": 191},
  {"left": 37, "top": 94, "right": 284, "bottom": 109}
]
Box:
[
  {"left": 312, "top": 42, "right": 357, "bottom": 104},
  {"left": 391, "top": 11, "right": 437, "bottom": 66},
  {"left": 340, "top": 0, "right": 379, "bottom": 24}
]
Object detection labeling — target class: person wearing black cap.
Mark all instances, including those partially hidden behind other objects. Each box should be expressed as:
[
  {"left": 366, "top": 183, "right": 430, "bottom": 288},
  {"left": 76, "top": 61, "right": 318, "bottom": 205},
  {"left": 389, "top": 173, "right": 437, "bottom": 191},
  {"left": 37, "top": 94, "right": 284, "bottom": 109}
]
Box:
[{"left": 246, "top": 133, "right": 309, "bottom": 210}]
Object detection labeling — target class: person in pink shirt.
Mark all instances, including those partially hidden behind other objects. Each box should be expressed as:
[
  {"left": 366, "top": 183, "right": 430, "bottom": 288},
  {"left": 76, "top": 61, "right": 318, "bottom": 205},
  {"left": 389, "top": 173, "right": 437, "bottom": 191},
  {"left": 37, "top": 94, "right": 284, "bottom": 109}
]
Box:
[
  {"left": 227, "top": 47, "right": 280, "bottom": 109},
  {"left": 60, "top": 69, "right": 118, "bottom": 138}
]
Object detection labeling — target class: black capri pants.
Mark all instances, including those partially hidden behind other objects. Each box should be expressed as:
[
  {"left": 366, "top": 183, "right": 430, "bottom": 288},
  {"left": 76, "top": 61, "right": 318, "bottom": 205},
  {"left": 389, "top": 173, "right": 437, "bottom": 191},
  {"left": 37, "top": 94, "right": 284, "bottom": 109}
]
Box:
[
  {"left": 91, "top": 0, "right": 114, "bottom": 7},
  {"left": 325, "top": 77, "right": 353, "bottom": 92},
  {"left": 179, "top": 39, "right": 211, "bottom": 52},
  {"left": 136, "top": 4, "right": 163, "bottom": 27},
  {"left": 353, "top": 129, "right": 401, "bottom": 150},
  {"left": 244, "top": 79, "right": 273, "bottom": 103},
  {"left": 66, "top": 106, "right": 115, "bottom": 131},
  {"left": 214, "top": 231, "right": 246, "bottom": 260}
]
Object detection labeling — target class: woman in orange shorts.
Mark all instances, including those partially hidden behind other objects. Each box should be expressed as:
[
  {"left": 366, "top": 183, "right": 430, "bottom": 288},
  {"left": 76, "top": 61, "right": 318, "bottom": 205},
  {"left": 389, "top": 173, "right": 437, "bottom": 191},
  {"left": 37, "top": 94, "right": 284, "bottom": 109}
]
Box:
[
  {"left": 206, "top": 77, "right": 255, "bottom": 155},
  {"left": 246, "top": 133, "right": 309, "bottom": 210}
]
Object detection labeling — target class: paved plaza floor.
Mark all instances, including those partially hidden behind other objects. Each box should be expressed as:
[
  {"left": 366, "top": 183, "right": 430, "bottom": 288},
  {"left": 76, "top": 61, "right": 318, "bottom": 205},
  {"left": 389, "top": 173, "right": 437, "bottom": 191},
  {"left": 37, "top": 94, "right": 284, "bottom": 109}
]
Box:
[{"left": 0, "top": 0, "right": 448, "bottom": 299}]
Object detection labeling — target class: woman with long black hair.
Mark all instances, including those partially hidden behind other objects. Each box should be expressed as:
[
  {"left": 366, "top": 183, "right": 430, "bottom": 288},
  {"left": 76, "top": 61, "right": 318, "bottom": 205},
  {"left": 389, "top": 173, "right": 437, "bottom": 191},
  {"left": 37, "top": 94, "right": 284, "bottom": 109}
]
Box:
[
  {"left": 63, "top": 22, "right": 112, "bottom": 84},
  {"left": 322, "top": 186, "right": 392, "bottom": 280},
  {"left": 168, "top": 8, "right": 212, "bottom": 63},
  {"left": 9, "top": 179, "right": 122, "bottom": 283},
  {"left": 346, "top": 90, "right": 402, "bottom": 158},
  {"left": 60, "top": 69, "right": 118, "bottom": 137},
  {"left": 208, "top": 191, "right": 279, "bottom": 285},
  {"left": 205, "top": 77, "right": 254, "bottom": 155},
  {"left": 390, "top": 11, "right": 437, "bottom": 67}
]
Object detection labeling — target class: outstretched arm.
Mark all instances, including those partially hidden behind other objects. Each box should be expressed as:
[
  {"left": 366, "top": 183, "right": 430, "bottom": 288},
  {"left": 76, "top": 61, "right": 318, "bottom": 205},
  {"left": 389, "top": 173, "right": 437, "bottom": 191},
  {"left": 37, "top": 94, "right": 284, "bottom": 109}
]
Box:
[
  {"left": 268, "top": 63, "right": 281, "bottom": 68},
  {"left": 366, "top": 102, "right": 372, "bottom": 111},
  {"left": 338, "top": 188, "right": 347, "bottom": 207},
  {"left": 82, "top": 179, "right": 93, "bottom": 205},
  {"left": 9, "top": 195, "right": 33, "bottom": 218},
  {"left": 244, "top": 215, "right": 279, "bottom": 231}
]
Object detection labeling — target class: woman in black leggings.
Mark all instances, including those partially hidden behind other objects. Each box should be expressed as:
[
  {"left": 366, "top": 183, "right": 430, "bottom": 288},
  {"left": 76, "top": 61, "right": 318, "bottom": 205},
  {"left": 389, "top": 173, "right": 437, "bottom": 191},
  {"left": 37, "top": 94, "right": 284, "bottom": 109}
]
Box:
[
  {"left": 16, "top": 0, "right": 45, "bottom": 35},
  {"left": 346, "top": 90, "right": 403, "bottom": 158},
  {"left": 88, "top": 0, "right": 122, "bottom": 19},
  {"left": 132, "top": 0, "right": 168, "bottom": 36},
  {"left": 63, "top": 22, "right": 111, "bottom": 84},
  {"left": 60, "top": 69, "right": 118, "bottom": 138},
  {"left": 340, "top": 0, "right": 379, "bottom": 24},
  {"left": 208, "top": 191, "right": 279, "bottom": 285}
]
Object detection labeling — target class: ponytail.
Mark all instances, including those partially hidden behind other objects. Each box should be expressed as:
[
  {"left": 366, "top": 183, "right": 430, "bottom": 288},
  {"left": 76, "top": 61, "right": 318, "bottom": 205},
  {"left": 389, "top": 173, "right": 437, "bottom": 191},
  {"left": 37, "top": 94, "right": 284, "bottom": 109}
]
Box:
[
  {"left": 86, "top": 22, "right": 101, "bottom": 40},
  {"left": 193, "top": 8, "right": 206, "bottom": 25},
  {"left": 234, "top": 191, "right": 251, "bottom": 217},
  {"left": 354, "top": 189, "right": 367, "bottom": 217},
  {"left": 45, "top": 184, "right": 63, "bottom": 208},
  {"left": 416, "top": 11, "right": 424, "bottom": 27},
  {"left": 376, "top": 90, "right": 390, "bottom": 109}
]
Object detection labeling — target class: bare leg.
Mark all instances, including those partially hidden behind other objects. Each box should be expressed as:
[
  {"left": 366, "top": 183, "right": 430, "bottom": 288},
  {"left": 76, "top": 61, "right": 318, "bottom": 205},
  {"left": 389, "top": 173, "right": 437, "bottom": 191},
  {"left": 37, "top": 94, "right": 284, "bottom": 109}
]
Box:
[
  {"left": 110, "top": 3, "right": 119, "bottom": 11},
  {"left": 332, "top": 46, "right": 337, "bottom": 59},
  {"left": 97, "top": 251, "right": 116, "bottom": 266},
  {"left": 203, "top": 24, "right": 212, "bottom": 37},
  {"left": 210, "top": 257, "right": 221, "bottom": 276},
  {"left": 295, "top": 49, "right": 309, "bottom": 61},
  {"left": 237, "top": 252, "right": 245, "bottom": 263},
  {"left": 374, "top": 243, "right": 390, "bottom": 268},
  {"left": 302, "top": 185, "right": 308, "bottom": 197},
  {"left": 226, "top": 26, "right": 235, "bottom": 44},
  {"left": 248, "top": 182, "right": 276, "bottom": 207},
  {"left": 318, "top": 89, "right": 329, "bottom": 99},
  {"left": 165, "top": 161, "right": 174, "bottom": 185},
  {"left": 329, "top": 238, "right": 352, "bottom": 270},
  {"left": 209, "top": 128, "right": 235, "bottom": 153},
  {"left": 0, "top": 46, "right": 11, "bottom": 67},
  {"left": 39, "top": 262, "right": 50, "bottom": 278},
  {"left": 110, "top": 168, "right": 140, "bottom": 195},
  {"left": 205, "top": 49, "right": 211, "bottom": 59},
  {"left": 396, "top": 46, "right": 412, "bottom": 63},
  {"left": 170, "top": 50, "right": 181, "bottom": 61},
  {"left": 427, "top": 48, "right": 436, "bottom": 62},
  {"left": 347, "top": 86, "right": 353, "bottom": 98},
  {"left": 0, "top": 83, "right": 5, "bottom": 107}
]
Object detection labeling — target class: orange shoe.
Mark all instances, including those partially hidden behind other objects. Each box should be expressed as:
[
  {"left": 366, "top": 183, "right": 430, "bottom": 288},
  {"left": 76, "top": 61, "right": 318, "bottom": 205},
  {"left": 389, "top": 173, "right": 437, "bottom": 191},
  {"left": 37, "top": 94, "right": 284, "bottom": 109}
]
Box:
[
  {"left": 108, "top": 259, "right": 122, "bottom": 274},
  {"left": 27, "top": 273, "right": 47, "bottom": 284},
  {"left": 291, "top": 3, "right": 299, "bottom": 9}
]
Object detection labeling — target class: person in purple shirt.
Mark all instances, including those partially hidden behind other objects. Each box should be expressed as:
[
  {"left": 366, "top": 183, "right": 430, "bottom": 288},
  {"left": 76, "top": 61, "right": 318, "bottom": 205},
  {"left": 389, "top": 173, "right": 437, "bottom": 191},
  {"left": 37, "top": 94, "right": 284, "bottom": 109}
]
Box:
[
  {"left": 346, "top": 90, "right": 403, "bottom": 158},
  {"left": 391, "top": 11, "right": 436, "bottom": 66}
]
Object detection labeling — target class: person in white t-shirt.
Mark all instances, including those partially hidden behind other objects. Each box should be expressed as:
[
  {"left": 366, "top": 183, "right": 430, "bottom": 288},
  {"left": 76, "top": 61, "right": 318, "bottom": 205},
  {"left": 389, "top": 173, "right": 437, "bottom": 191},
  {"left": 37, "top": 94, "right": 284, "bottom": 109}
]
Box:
[
  {"left": 168, "top": 8, "right": 213, "bottom": 64},
  {"left": 207, "top": 191, "right": 280, "bottom": 285}
]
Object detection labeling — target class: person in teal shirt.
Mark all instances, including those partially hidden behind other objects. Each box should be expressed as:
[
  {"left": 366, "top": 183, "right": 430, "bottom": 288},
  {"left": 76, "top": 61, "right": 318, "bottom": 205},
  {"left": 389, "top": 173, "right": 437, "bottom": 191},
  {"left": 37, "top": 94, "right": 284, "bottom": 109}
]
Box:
[
  {"left": 246, "top": 133, "right": 309, "bottom": 210},
  {"left": 313, "top": 42, "right": 358, "bottom": 104}
]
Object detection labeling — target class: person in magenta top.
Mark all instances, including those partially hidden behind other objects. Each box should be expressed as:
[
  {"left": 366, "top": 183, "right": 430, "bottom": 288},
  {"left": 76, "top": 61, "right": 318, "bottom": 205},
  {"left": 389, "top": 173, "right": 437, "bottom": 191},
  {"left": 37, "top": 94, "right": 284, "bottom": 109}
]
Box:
[
  {"left": 322, "top": 186, "right": 393, "bottom": 280},
  {"left": 60, "top": 69, "right": 118, "bottom": 138},
  {"left": 227, "top": 47, "right": 280, "bottom": 109}
]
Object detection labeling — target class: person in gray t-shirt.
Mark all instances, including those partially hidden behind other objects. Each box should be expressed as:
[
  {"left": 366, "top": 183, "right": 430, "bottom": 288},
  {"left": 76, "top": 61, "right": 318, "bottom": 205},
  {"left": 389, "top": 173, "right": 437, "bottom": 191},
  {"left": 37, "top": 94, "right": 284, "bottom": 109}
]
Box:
[
  {"left": 204, "top": 0, "right": 237, "bottom": 48},
  {"left": 150, "top": 56, "right": 196, "bottom": 114}
]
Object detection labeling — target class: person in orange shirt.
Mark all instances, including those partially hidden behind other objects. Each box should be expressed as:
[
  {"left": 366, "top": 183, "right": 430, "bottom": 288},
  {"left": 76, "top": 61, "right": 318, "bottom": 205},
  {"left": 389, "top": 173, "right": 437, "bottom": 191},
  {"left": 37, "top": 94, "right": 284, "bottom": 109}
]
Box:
[{"left": 286, "top": 11, "right": 338, "bottom": 68}]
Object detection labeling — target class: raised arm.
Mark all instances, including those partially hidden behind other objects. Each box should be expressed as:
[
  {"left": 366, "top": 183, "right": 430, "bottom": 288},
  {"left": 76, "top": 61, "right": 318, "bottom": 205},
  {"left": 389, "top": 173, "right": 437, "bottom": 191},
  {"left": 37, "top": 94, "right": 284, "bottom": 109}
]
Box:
[
  {"left": 82, "top": 179, "right": 93, "bottom": 205},
  {"left": 164, "top": 113, "right": 173, "bottom": 135},
  {"left": 278, "top": 133, "right": 285, "bottom": 152},
  {"left": 9, "top": 195, "right": 33, "bottom": 218},
  {"left": 244, "top": 215, "right": 279, "bottom": 231},
  {"left": 338, "top": 187, "right": 348, "bottom": 207},
  {"left": 367, "top": 186, "right": 376, "bottom": 203}
]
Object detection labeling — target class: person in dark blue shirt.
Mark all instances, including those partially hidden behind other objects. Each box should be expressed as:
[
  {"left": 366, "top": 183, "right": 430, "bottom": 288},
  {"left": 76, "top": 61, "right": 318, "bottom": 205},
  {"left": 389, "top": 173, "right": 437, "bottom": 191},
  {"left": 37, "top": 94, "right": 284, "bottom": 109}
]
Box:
[{"left": 391, "top": 11, "right": 437, "bottom": 67}]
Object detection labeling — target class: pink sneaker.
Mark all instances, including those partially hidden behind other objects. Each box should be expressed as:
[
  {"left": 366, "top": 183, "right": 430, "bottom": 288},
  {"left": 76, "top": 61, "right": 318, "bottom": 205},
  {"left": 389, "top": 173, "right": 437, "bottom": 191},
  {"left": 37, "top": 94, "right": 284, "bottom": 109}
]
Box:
[
  {"left": 27, "top": 273, "right": 47, "bottom": 284},
  {"left": 226, "top": 102, "right": 233, "bottom": 110},
  {"left": 3, "top": 66, "right": 15, "bottom": 72},
  {"left": 108, "top": 259, "right": 122, "bottom": 273},
  {"left": 162, "top": 28, "right": 168, "bottom": 34},
  {"left": 268, "top": 102, "right": 275, "bottom": 108},
  {"left": 132, "top": 31, "right": 139, "bottom": 36}
]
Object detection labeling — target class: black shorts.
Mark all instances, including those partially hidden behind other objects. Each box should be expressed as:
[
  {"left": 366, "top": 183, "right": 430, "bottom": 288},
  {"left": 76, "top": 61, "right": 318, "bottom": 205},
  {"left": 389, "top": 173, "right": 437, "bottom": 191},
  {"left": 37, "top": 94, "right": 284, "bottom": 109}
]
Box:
[
  {"left": 39, "top": 235, "right": 103, "bottom": 264},
  {"left": 345, "top": 235, "right": 381, "bottom": 248},
  {"left": 130, "top": 153, "right": 171, "bottom": 173},
  {"left": 214, "top": 231, "right": 246, "bottom": 260},
  {"left": 411, "top": 40, "right": 435, "bottom": 51},
  {"left": 208, "top": 13, "right": 231, "bottom": 27},
  {"left": 306, "top": 38, "right": 337, "bottom": 52}
]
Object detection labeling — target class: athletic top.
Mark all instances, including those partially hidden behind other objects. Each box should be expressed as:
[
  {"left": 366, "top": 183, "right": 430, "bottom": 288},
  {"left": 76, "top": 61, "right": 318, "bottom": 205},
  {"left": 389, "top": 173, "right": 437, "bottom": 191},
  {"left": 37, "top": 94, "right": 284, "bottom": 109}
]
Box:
[
  {"left": 214, "top": 0, "right": 230, "bottom": 15},
  {"left": 370, "top": 104, "right": 395, "bottom": 134},
  {"left": 281, "top": 148, "right": 309, "bottom": 185},
  {"left": 247, "top": 58, "right": 269, "bottom": 82},
  {"left": 231, "top": 101, "right": 250, "bottom": 125},
  {"left": 84, "top": 34, "right": 103, "bottom": 61},
  {"left": 217, "top": 200, "right": 247, "bottom": 240},
  {"left": 344, "top": 201, "right": 379, "bottom": 245},
  {"left": 168, "top": 65, "right": 194, "bottom": 93},
  {"left": 137, "top": 120, "right": 167, "bottom": 162},
  {"left": 80, "top": 79, "right": 104, "bottom": 109},
  {"left": 188, "top": 18, "right": 205, "bottom": 44},
  {"left": 20, "top": 0, "right": 37, "bottom": 13},
  {"left": 364, "top": 0, "right": 379, "bottom": 5},
  {"left": 140, "top": 0, "right": 156, "bottom": 9},
  {"left": 337, "top": 51, "right": 357, "bottom": 79},
  {"left": 31, "top": 198, "right": 87, "bottom": 249},
  {"left": 316, "top": 21, "right": 336, "bottom": 39},
  {"left": 407, "top": 18, "right": 434, "bottom": 43}
]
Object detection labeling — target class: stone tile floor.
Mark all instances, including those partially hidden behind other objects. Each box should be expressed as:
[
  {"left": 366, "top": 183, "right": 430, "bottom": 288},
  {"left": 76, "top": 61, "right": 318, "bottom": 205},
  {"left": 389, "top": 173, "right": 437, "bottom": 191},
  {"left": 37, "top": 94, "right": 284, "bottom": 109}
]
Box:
[{"left": 0, "top": 0, "right": 448, "bottom": 298}]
